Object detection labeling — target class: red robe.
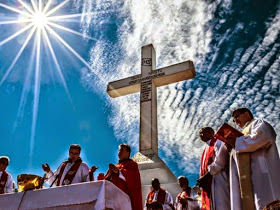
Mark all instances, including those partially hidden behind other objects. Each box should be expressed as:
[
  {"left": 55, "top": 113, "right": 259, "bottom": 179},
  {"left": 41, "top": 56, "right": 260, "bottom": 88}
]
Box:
[
  {"left": 105, "top": 158, "right": 143, "bottom": 210},
  {"left": 200, "top": 138, "right": 216, "bottom": 210}
]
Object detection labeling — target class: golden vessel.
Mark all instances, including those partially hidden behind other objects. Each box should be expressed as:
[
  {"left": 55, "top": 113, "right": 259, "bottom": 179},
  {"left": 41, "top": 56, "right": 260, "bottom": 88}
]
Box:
[{"left": 17, "top": 174, "right": 43, "bottom": 192}]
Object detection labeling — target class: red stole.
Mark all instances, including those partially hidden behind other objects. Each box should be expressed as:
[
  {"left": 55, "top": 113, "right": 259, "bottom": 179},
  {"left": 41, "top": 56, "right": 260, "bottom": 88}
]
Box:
[
  {"left": 105, "top": 158, "right": 143, "bottom": 210},
  {"left": 200, "top": 138, "right": 216, "bottom": 210},
  {"left": 0, "top": 171, "right": 8, "bottom": 194},
  {"left": 56, "top": 159, "right": 82, "bottom": 186},
  {"left": 147, "top": 188, "right": 166, "bottom": 205},
  {"left": 177, "top": 188, "right": 191, "bottom": 208}
]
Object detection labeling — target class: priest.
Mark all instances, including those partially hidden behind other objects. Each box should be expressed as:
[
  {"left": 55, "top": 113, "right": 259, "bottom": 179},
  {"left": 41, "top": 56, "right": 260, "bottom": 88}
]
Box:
[
  {"left": 229, "top": 107, "right": 280, "bottom": 210},
  {"left": 42, "top": 144, "right": 90, "bottom": 186},
  {"left": 0, "top": 156, "right": 13, "bottom": 194},
  {"left": 175, "top": 176, "right": 200, "bottom": 210},
  {"left": 197, "top": 127, "right": 230, "bottom": 210},
  {"left": 144, "top": 178, "right": 173, "bottom": 210},
  {"left": 105, "top": 143, "right": 142, "bottom": 210}
]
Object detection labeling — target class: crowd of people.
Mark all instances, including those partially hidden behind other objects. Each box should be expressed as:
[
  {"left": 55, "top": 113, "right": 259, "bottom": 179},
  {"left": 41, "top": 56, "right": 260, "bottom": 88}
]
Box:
[{"left": 0, "top": 107, "right": 280, "bottom": 210}]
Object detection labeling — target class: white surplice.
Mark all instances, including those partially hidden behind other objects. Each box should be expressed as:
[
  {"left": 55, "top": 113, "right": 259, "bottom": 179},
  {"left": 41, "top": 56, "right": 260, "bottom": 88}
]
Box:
[
  {"left": 230, "top": 119, "right": 280, "bottom": 210},
  {"left": 46, "top": 162, "right": 90, "bottom": 186},
  {"left": 175, "top": 188, "right": 200, "bottom": 210},
  {"left": 208, "top": 140, "right": 230, "bottom": 210},
  {"left": 144, "top": 189, "right": 173, "bottom": 210},
  {"left": 0, "top": 171, "right": 13, "bottom": 193}
]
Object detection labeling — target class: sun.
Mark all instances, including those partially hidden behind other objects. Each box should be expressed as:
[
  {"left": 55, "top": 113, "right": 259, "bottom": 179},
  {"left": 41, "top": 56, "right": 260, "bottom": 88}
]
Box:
[
  {"left": 32, "top": 12, "right": 48, "bottom": 28},
  {"left": 0, "top": 0, "right": 99, "bottom": 161}
]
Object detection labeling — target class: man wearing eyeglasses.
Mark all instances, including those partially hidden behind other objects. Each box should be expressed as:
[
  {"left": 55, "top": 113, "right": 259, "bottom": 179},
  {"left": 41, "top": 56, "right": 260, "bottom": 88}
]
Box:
[
  {"left": 0, "top": 156, "right": 13, "bottom": 194},
  {"left": 42, "top": 144, "right": 90, "bottom": 186},
  {"left": 229, "top": 107, "right": 280, "bottom": 210}
]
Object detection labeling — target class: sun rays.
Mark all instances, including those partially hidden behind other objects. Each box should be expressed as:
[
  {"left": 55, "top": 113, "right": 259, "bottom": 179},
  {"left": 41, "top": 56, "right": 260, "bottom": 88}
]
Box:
[{"left": 0, "top": 0, "right": 98, "bottom": 165}]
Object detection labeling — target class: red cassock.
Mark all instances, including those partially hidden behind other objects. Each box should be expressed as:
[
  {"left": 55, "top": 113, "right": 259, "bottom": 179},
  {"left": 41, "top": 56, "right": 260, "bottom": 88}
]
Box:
[{"left": 105, "top": 158, "right": 143, "bottom": 210}]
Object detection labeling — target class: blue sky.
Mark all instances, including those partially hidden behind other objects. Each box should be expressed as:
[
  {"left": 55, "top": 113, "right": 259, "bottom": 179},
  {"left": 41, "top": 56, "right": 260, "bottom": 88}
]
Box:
[{"left": 0, "top": 0, "right": 279, "bottom": 187}]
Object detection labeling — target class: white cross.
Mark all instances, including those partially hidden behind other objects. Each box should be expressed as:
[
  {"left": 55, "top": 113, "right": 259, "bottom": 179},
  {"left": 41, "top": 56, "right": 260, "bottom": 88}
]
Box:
[{"left": 107, "top": 44, "right": 196, "bottom": 155}]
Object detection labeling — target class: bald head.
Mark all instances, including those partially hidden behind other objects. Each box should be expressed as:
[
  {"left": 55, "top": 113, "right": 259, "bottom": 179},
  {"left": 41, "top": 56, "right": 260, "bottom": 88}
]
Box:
[
  {"left": 151, "top": 178, "right": 160, "bottom": 191},
  {"left": 199, "top": 127, "right": 214, "bottom": 142}
]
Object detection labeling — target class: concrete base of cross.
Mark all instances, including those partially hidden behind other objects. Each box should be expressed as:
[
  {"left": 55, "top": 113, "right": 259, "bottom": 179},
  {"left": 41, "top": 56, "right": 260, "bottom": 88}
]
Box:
[{"left": 132, "top": 151, "right": 181, "bottom": 205}]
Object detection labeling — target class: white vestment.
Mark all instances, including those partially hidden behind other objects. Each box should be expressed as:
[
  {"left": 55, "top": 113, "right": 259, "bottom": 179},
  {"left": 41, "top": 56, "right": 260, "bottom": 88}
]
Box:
[
  {"left": 175, "top": 188, "right": 200, "bottom": 210},
  {"left": 46, "top": 162, "right": 90, "bottom": 186},
  {"left": 208, "top": 140, "right": 230, "bottom": 210},
  {"left": 230, "top": 119, "right": 280, "bottom": 210},
  {"left": 144, "top": 189, "right": 173, "bottom": 210},
  {"left": 0, "top": 171, "right": 13, "bottom": 193}
]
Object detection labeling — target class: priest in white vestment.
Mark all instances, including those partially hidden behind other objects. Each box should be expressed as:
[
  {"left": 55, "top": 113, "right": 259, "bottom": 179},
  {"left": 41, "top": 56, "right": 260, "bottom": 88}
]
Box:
[
  {"left": 144, "top": 178, "right": 173, "bottom": 210},
  {"left": 42, "top": 144, "right": 90, "bottom": 186},
  {"left": 175, "top": 176, "right": 200, "bottom": 210},
  {"left": 197, "top": 127, "right": 230, "bottom": 210},
  {"left": 230, "top": 107, "right": 280, "bottom": 210},
  {"left": 208, "top": 140, "right": 230, "bottom": 210},
  {"left": 0, "top": 156, "right": 13, "bottom": 194}
]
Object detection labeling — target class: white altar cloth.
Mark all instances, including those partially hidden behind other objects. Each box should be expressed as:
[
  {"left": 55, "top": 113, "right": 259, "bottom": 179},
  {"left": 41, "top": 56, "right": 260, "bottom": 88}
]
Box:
[{"left": 0, "top": 180, "right": 132, "bottom": 210}]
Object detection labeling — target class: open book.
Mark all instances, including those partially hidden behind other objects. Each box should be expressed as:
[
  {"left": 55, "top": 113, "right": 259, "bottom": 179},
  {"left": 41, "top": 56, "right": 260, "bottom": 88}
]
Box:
[{"left": 215, "top": 123, "right": 243, "bottom": 145}]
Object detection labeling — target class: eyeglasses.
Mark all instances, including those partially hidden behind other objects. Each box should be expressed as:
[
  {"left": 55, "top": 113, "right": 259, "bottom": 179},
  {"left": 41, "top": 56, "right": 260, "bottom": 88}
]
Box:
[
  {"left": 233, "top": 113, "right": 243, "bottom": 122},
  {"left": 70, "top": 152, "right": 80, "bottom": 155}
]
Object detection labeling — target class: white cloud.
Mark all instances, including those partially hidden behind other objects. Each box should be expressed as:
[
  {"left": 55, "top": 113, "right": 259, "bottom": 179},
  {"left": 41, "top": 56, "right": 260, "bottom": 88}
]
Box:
[{"left": 81, "top": 0, "right": 280, "bottom": 175}]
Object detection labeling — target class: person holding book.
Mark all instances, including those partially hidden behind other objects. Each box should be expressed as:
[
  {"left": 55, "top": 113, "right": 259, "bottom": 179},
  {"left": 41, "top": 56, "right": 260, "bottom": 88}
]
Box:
[
  {"left": 229, "top": 107, "right": 280, "bottom": 210},
  {"left": 197, "top": 127, "right": 230, "bottom": 210}
]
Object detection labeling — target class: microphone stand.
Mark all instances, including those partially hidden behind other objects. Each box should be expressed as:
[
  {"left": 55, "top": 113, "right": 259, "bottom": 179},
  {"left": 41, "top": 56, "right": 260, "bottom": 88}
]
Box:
[{"left": 49, "top": 174, "right": 59, "bottom": 188}]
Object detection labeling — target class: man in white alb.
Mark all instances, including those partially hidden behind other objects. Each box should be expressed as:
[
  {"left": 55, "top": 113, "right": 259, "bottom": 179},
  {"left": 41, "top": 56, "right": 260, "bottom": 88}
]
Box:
[
  {"left": 145, "top": 178, "right": 173, "bottom": 210},
  {"left": 229, "top": 107, "right": 280, "bottom": 210},
  {"left": 42, "top": 144, "right": 90, "bottom": 186},
  {"left": 0, "top": 156, "right": 13, "bottom": 194},
  {"left": 197, "top": 127, "right": 230, "bottom": 210}
]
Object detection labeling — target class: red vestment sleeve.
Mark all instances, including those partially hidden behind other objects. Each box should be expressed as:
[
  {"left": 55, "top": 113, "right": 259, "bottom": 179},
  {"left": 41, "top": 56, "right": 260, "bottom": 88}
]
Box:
[{"left": 110, "top": 160, "right": 143, "bottom": 210}]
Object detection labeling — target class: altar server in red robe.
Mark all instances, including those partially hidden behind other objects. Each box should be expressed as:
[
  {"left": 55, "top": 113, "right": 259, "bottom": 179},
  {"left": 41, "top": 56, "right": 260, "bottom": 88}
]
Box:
[
  {"left": 42, "top": 144, "right": 90, "bottom": 186},
  {"left": 0, "top": 156, "right": 13, "bottom": 194},
  {"left": 105, "top": 143, "right": 142, "bottom": 210}
]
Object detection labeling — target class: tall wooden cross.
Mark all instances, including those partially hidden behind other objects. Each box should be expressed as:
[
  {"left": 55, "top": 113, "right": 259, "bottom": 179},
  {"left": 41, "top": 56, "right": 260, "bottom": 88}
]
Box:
[{"left": 107, "top": 44, "right": 196, "bottom": 155}]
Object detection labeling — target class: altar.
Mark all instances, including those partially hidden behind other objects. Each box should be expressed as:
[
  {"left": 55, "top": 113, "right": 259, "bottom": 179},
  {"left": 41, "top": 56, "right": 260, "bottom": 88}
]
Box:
[{"left": 0, "top": 180, "right": 132, "bottom": 210}]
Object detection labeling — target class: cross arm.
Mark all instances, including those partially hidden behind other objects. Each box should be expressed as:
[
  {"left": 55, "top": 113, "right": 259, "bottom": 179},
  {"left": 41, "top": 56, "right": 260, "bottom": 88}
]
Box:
[
  {"left": 107, "top": 60, "right": 196, "bottom": 98},
  {"left": 107, "top": 74, "right": 142, "bottom": 98},
  {"left": 153, "top": 60, "right": 195, "bottom": 87}
]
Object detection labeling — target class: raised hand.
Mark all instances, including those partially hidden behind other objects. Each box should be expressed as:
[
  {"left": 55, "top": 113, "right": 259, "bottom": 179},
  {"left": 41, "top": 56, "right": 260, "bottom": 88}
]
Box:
[
  {"left": 90, "top": 165, "right": 99, "bottom": 173},
  {"left": 109, "top": 163, "right": 118, "bottom": 173},
  {"left": 42, "top": 163, "right": 50, "bottom": 173}
]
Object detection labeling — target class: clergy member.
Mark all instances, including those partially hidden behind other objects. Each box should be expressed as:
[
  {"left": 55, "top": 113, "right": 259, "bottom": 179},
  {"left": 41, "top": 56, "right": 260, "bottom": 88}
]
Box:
[
  {"left": 145, "top": 178, "right": 173, "bottom": 210},
  {"left": 0, "top": 156, "right": 13, "bottom": 194},
  {"left": 105, "top": 143, "right": 142, "bottom": 210},
  {"left": 229, "top": 107, "right": 280, "bottom": 210},
  {"left": 175, "top": 176, "right": 200, "bottom": 210},
  {"left": 197, "top": 127, "right": 230, "bottom": 210},
  {"left": 42, "top": 144, "right": 90, "bottom": 186}
]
